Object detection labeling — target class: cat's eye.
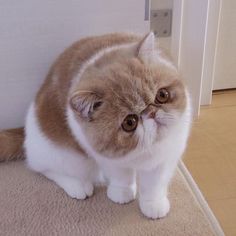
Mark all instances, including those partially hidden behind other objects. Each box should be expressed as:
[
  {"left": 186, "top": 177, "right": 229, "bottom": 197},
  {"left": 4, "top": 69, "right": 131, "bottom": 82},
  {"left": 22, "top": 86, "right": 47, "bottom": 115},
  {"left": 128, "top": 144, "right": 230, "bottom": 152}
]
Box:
[
  {"left": 155, "top": 88, "right": 170, "bottom": 104},
  {"left": 93, "top": 101, "right": 103, "bottom": 110},
  {"left": 122, "top": 114, "right": 139, "bottom": 132}
]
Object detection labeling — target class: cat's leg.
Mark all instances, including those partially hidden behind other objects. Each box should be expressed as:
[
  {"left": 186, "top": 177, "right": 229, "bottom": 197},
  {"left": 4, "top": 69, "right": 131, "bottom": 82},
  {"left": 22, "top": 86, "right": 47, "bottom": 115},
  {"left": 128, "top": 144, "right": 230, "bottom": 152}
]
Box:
[
  {"left": 25, "top": 103, "right": 96, "bottom": 200},
  {"left": 27, "top": 145, "right": 96, "bottom": 200},
  {"left": 102, "top": 166, "right": 136, "bottom": 204},
  {"left": 44, "top": 171, "right": 93, "bottom": 199},
  {"left": 27, "top": 147, "right": 96, "bottom": 200},
  {"left": 138, "top": 160, "right": 177, "bottom": 219},
  {"left": 26, "top": 140, "right": 96, "bottom": 200}
]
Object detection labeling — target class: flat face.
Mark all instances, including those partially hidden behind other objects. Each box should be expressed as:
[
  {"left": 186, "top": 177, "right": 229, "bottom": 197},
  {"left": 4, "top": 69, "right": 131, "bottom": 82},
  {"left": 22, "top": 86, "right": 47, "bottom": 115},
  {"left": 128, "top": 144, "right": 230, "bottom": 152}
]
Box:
[{"left": 71, "top": 47, "right": 187, "bottom": 158}]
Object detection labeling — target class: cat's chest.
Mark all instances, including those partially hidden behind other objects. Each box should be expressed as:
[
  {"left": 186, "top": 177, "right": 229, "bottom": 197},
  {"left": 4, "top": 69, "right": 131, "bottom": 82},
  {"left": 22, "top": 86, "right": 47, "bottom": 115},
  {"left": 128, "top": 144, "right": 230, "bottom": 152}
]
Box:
[{"left": 129, "top": 132, "right": 187, "bottom": 170}]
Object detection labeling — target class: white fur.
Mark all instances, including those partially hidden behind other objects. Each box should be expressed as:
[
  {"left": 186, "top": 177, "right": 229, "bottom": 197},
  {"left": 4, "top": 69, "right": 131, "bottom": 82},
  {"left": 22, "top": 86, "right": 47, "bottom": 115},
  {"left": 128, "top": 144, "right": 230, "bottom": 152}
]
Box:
[
  {"left": 25, "top": 103, "right": 98, "bottom": 199},
  {"left": 66, "top": 35, "right": 192, "bottom": 218},
  {"left": 67, "top": 93, "right": 191, "bottom": 218},
  {"left": 137, "top": 119, "right": 157, "bottom": 148},
  {"left": 25, "top": 34, "right": 192, "bottom": 219},
  {"left": 67, "top": 100, "right": 191, "bottom": 170}
]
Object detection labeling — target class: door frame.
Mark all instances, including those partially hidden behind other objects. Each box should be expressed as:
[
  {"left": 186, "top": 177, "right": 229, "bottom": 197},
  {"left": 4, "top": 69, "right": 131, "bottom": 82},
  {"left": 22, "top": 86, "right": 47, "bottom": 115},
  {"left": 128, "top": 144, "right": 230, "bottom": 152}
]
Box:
[{"left": 171, "top": 0, "right": 222, "bottom": 116}]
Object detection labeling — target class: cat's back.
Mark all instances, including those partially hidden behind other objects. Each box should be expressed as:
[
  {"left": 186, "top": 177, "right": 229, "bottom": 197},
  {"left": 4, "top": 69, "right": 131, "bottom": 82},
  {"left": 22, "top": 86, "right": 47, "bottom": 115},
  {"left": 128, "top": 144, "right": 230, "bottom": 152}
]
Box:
[{"left": 30, "top": 33, "right": 140, "bottom": 151}]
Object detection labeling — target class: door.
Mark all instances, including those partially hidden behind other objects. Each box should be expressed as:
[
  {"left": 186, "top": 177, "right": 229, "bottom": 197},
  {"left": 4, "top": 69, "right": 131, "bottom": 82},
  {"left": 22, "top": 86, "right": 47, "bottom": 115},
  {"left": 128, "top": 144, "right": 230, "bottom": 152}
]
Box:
[
  {"left": 0, "top": 0, "right": 150, "bottom": 129},
  {"left": 172, "top": 0, "right": 210, "bottom": 116},
  {"left": 172, "top": 0, "right": 222, "bottom": 114},
  {"left": 213, "top": 0, "right": 236, "bottom": 90}
]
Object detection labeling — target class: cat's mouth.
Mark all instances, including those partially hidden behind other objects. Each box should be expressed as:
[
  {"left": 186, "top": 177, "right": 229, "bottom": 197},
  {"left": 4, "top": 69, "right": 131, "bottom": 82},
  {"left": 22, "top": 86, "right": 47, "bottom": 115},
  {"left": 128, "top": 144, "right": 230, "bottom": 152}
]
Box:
[
  {"left": 154, "top": 117, "right": 167, "bottom": 127},
  {"left": 154, "top": 111, "right": 175, "bottom": 128}
]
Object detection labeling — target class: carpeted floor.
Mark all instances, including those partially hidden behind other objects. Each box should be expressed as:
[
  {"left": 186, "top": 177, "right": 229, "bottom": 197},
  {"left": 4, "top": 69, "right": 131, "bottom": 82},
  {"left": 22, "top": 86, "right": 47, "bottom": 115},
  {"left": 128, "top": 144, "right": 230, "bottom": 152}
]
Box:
[{"left": 0, "top": 162, "right": 216, "bottom": 236}]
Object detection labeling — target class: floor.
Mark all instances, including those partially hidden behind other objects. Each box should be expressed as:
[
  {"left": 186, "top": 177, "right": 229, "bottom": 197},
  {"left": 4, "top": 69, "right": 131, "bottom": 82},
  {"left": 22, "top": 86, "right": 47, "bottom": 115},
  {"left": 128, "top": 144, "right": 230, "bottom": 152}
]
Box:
[{"left": 183, "top": 90, "right": 236, "bottom": 236}]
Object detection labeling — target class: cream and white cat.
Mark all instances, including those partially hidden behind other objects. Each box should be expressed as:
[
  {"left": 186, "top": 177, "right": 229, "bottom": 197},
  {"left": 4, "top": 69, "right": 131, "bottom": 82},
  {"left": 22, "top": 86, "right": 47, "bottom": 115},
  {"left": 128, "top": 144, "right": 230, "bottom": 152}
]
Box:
[{"left": 0, "top": 32, "right": 191, "bottom": 219}]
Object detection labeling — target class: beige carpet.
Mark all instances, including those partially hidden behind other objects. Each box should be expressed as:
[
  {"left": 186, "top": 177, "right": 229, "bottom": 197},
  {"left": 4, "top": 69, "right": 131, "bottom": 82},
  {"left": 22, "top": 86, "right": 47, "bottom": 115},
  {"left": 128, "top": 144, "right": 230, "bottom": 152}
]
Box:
[{"left": 0, "top": 162, "right": 216, "bottom": 236}]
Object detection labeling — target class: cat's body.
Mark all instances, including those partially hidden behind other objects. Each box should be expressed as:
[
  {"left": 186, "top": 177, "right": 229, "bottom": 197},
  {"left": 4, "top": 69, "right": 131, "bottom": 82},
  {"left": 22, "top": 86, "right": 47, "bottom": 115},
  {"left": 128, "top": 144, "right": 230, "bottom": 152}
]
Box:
[{"left": 0, "top": 32, "right": 191, "bottom": 219}]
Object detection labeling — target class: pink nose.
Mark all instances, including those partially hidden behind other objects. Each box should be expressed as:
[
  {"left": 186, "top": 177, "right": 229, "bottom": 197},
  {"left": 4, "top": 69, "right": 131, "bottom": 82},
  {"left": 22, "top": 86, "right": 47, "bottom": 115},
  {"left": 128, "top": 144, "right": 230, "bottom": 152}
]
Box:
[
  {"left": 141, "top": 105, "right": 157, "bottom": 119},
  {"left": 148, "top": 111, "right": 156, "bottom": 119}
]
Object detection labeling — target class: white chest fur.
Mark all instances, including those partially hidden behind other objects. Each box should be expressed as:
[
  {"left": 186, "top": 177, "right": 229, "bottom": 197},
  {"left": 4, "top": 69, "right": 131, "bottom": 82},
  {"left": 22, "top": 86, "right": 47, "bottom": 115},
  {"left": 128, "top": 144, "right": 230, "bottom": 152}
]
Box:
[{"left": 66, "top": 105, "right": 191, "bottom": 171}]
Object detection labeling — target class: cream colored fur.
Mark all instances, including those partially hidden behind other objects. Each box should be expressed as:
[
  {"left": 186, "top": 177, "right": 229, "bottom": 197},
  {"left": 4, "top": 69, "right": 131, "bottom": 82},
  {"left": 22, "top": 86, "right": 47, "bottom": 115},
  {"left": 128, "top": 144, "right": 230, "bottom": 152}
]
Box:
[{"left": 24, "top": 32, "right": 192, "bottom": 219}]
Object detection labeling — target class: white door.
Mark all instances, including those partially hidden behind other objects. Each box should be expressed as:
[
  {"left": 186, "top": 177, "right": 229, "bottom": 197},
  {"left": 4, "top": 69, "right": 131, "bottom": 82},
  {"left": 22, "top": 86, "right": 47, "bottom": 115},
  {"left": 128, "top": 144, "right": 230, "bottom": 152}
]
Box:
[
  {"left": 213, "top": 0, "right": 236, "bottom": 90},
  {"left": 0, "top": 0, "right": 150, "bottom": 129},
  {"left": 172, "top": 0, "right": 222, "bottom": 114},
  {"left": 171, "top": 0, "right": 210, "bottom": 116}
]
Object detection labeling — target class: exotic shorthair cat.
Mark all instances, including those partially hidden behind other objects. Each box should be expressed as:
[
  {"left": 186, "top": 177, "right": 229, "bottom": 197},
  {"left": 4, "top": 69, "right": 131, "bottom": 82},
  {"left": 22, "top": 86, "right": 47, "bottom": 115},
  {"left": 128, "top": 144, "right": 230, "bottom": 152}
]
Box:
[{"left": 0, "top": 32, "right": 191, "bottom": 219}]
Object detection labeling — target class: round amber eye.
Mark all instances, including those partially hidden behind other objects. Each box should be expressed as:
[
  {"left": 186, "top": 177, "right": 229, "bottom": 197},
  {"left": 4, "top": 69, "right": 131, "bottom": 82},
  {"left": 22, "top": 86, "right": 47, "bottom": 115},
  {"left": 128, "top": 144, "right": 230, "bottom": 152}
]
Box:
[
  {"left": 155, "top": 88, "right": 170, "bottom": 104},
  {"left": 122, "top": 114, "right": 139, "bottom": 132}
]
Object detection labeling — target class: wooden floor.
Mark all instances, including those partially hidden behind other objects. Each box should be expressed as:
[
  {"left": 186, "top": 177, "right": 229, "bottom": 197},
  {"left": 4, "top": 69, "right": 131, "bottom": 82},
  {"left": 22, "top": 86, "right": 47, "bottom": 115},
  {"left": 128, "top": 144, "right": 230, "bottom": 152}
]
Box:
[{"left": 184, "top": 90, "right": 236, "bottom": 236}]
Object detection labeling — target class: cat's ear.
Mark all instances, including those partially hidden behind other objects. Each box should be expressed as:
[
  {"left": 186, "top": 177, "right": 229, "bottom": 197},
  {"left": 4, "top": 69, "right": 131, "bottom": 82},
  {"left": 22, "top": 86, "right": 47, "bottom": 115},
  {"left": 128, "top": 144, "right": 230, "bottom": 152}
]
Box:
[
  {"left": 70, "top": 91, "right": 103, "bottom": 119},
  {"left": 137, "top": 32, "right": 156, "bottom": 64}
]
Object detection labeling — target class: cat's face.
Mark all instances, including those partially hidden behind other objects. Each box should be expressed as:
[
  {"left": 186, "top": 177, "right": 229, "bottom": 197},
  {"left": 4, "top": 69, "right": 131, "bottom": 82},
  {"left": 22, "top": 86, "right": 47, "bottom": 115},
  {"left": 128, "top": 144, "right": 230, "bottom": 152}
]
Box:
[{"left": 69, "top": 33, "right": 188, "bottom": 158}]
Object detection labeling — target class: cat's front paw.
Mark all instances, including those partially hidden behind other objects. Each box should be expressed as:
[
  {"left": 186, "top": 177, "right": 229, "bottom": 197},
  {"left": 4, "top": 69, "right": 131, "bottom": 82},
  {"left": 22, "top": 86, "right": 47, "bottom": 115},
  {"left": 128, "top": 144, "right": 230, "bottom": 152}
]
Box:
[
  {"left": 139, "top": 197, "right": 170, "bottom": 219},
  {"left": 64, "top": 181, "right": 94, "bottom": 200},
  {"left": 107, "top": 185, "right": 136, "bottom": 204}
]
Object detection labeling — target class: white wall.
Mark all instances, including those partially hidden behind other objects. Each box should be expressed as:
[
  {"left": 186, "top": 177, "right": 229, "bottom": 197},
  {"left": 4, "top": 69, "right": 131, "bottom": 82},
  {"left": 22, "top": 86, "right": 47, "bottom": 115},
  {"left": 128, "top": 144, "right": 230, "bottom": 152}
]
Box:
[
  {"left": 213, "top": 0, "right": 236, "bottom": 90},
  {"left": 0, "top": 0, "right": 149, "bottom": 129}
]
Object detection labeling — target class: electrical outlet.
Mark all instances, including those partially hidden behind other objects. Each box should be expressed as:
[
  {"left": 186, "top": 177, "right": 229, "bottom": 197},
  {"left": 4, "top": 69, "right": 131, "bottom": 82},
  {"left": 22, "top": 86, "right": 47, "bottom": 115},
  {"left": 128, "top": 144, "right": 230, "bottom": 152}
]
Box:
[{"left": 150, "top": 9, "right": 172, "bottom": 37}]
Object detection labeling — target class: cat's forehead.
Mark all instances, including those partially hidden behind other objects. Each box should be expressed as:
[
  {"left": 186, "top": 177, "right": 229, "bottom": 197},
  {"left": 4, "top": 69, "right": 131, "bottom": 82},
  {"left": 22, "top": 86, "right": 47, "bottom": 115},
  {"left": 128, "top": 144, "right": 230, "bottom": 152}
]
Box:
[
  {"left": 100, "top": 61, "right": 185, "bottom": 114},
  {"left": 105, "top": 60, "right": 179, "bottom": 96},
  {"left": 107, "top": 71, "right": 151, "bottom": 102},
  {"left": 78, "top": 54, "right": 184, "bottom": 113}
]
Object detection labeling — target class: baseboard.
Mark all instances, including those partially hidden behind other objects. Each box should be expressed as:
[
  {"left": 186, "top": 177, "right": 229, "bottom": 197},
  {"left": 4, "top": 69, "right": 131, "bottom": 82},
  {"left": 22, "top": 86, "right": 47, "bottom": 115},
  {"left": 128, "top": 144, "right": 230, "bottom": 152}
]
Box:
[{"left": 178, "top": 161, "right": 225, "bottom": 236}]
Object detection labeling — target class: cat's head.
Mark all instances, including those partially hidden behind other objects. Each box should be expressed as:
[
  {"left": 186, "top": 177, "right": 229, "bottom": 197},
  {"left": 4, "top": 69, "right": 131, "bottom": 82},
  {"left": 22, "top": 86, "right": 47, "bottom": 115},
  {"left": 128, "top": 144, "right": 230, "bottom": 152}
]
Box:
[{"left": 69, "top": 32, "right": 189, "bottom": 158}]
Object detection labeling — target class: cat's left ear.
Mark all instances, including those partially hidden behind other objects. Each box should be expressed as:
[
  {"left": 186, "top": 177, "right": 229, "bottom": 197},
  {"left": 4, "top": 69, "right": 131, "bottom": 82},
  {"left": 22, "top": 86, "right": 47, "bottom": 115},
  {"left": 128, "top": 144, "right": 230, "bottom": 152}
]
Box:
[
  {"left": 69, "top": 91, "right": 103, "bottom": 120},
  {"left": 137, "top": 32, "right": 156, "bottom": 64}
]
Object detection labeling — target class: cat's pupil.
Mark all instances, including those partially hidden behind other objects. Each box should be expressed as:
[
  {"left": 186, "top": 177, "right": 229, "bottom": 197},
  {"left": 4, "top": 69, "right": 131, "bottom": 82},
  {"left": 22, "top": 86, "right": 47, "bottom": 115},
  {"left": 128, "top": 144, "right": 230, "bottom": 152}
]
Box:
[
  {"left": 127, "top": 120, "right": 133, "bottom": 126},
  {"left": 160, "top": 91, "right": 166, "bottom": 98}
]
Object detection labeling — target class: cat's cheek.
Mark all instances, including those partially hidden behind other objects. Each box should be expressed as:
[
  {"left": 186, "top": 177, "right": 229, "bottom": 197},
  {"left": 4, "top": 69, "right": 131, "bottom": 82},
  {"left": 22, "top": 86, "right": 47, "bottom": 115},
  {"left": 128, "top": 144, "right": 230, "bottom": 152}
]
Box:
[
  {"left": 135, "top": 124, "right": 145, "bottom": 147},
  {"left": 135, "top": 121, "right": 158, "bottom": 148},
  {"left": 140, "top": 119, "right": 157, "bottom": 147}
]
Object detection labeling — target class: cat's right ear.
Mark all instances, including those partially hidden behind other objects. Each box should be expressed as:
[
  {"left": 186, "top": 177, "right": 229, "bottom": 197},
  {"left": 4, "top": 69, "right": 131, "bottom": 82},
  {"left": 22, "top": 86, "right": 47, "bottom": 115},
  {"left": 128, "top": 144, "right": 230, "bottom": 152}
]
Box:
[
  {"left": 69, "top": 91, "right": 103, "bottom": 120},
  {"left": 137, "top": 32, "right": 156, "bottom": 64}
]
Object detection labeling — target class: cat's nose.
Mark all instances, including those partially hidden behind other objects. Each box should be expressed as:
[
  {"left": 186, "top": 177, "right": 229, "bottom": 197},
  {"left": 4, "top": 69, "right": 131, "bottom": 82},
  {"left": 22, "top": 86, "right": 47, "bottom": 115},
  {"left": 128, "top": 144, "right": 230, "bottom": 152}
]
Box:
[{"left": 141, "top": 104, "right": 158, "bottom": 119}]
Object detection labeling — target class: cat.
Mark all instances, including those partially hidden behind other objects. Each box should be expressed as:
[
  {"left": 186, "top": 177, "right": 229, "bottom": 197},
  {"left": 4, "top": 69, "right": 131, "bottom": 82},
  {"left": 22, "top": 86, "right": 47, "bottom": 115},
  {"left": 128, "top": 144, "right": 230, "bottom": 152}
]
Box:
[{"left": 0, "top": 32, "right": 191, "bottom": 219}]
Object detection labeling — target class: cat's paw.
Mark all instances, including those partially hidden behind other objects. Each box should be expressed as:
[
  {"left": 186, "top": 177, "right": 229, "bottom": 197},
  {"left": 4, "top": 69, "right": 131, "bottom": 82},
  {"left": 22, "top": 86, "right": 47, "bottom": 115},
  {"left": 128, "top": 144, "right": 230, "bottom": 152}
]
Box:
[
  {"left": 107, "top": 185, "right": 136, "bottom": 204},
  {"left": 63, "top": 181, "right": 94, "bottom": 200},
  {"left": 139, "top": 197, "right": 170, "bottom": 219}
]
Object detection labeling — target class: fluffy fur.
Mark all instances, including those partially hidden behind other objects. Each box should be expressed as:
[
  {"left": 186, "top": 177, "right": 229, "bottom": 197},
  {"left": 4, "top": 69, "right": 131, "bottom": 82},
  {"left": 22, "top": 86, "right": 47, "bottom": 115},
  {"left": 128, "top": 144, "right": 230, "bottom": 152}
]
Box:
[
  {"left": 0, "top": 128, "right": 24, "bottom": 161},
  {"left": 2, "top": 32, "right": 192, "bottom": 219}
]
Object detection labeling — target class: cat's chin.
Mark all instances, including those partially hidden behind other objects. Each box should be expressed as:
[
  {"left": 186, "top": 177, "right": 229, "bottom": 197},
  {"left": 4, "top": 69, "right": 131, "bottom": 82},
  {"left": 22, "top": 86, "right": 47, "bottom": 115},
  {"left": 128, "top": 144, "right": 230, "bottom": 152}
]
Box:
[
  {"left": 154, "top": 120, "right": 167, "bottom": 129},
  {"left": 154, "top": 115, "right": 174, "bottom": 128},
  {"left": 152, "top": 124, "right": 173, "bottom": 144}
]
